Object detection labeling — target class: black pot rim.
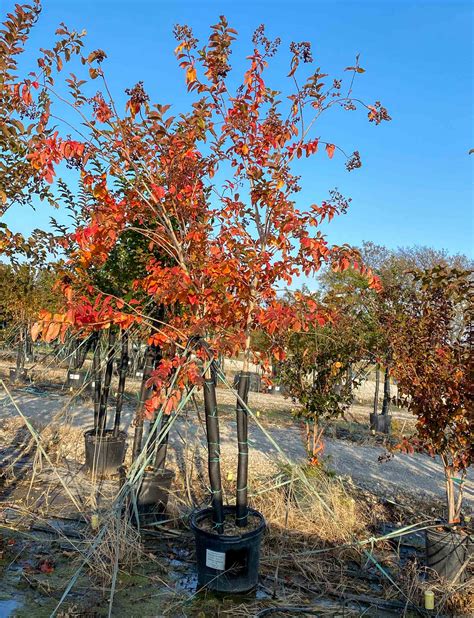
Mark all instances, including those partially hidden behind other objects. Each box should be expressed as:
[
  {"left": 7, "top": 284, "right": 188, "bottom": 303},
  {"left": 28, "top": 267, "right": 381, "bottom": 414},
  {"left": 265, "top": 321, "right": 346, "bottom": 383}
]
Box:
[
  {"left": 190, "top": 505, "right": 265, "bottom": 541},
  {"left": 141, "top": 467, "right": 176, "bottom": 481},
  {"left": 426, "top": 522, "right": 470, "bottom": 539},
  {"left": 84, "top": 428, "right": 127, "bottom": 442}
]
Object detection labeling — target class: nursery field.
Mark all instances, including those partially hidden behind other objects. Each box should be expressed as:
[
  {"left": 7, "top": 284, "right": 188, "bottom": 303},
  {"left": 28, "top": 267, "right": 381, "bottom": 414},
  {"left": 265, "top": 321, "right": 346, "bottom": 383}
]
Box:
[
  {"left": 1, "top": 2, "right": 472, "bottom": 616},
  {"left": 0, "top": 355, "right": 472, "bottom": 617}
]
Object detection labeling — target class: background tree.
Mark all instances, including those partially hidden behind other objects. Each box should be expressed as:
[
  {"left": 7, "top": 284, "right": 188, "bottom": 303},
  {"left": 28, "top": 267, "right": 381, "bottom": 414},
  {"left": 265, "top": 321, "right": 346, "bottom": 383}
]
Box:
[
  {"left": 279, "top": 291, "right": 369, "bottom": 462},
  {"left": 386, "top": 266, "right": 473, "bottom": 524},
  {"left": 0, "top": 260, "right": 61, "bottom": 370},
  {"left": 319, "top": 242, "right": 473, "bottom": 425}
]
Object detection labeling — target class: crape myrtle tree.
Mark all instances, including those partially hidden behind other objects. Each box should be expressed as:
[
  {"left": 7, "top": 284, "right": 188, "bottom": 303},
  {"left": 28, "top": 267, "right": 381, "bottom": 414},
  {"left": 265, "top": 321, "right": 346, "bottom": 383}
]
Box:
[
  {"left": 33, "top": 192, "right": 155, "bottom": 440},
  {"left": 320, "top": 244, "right": 394, "bottom": 422},
  {"left": 4, "top": 3, "right": 389, "bottom": 528},
  {"left": 279, "top": 290, "right": 371, "bottom": 463},
  {"left": 0, "top": 259, "right": 61, "bottom": 371},
  {"left": 319, "top": 242, "right": 473, "bottom": 423},
  {"left": 386, "top": 266, "right": 473, "bottom": 524}
]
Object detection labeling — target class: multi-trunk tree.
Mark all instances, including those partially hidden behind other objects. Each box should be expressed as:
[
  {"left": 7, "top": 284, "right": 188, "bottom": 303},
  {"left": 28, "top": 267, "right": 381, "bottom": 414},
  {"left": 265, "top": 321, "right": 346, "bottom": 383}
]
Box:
[{"left": 3, "top": 3, "right": 390, "bottom": 527}]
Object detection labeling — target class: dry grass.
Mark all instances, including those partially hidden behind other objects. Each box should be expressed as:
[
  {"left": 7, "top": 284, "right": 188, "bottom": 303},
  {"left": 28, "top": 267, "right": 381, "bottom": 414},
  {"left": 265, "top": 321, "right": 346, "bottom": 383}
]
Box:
[
  {"left": 397, "top": 559, "right": 474, "bottom": 617},
  {"left": 0, "top": 416, "right": 136, "bottom": 470},
  {"left": 85, "top": 512, "right": 144, "bottom": 585},
  {"left": 1, "top": 385, "right": 470, "bottom": 617},
  {"left": 251, "top": 465, "right": 367, "bottom": 544}
]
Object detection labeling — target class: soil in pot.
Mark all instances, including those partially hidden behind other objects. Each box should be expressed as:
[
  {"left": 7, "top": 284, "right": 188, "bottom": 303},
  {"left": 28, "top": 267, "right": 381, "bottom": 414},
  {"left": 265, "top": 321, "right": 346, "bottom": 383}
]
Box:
[
  {"left": 197, "top": 511, "right": 262, "bottom": 536},
  {"left": 426, "top": 526, "right": 470, "bottom": 583},
  {"left": 84, "top": 429, "right": 127, "bottom": 477},
  {"left": 191, "top": 505, "right": 266, "bottom": 593}
]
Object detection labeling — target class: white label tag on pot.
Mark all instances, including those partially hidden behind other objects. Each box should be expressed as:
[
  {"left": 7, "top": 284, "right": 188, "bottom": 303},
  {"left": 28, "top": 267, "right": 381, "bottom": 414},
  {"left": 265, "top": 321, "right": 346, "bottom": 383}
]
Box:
[
  {"left": 206, "top": 549, "right": 226, "bottom": 570},
  {"left": 70, "top": 374, "right": 80, "bottom": 380}
]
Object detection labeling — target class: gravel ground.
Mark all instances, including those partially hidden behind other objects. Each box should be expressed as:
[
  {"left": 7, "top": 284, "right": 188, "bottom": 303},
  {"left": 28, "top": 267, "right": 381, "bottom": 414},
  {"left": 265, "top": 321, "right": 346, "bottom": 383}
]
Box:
[{"left": 0, "top": 383, "right": 472, "bottom": 508}]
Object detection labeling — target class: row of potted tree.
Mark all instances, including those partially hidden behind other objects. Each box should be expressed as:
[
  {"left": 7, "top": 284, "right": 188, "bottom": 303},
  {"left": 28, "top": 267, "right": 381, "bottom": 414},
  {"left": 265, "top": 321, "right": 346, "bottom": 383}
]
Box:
[{"left": 0, "top": 1, "right": 414, "bottom": 594}]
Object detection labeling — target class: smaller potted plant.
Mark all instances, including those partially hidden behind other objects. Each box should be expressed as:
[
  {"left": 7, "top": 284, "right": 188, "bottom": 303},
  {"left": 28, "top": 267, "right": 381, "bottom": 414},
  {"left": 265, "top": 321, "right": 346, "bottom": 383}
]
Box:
[
  {"left": 83, "top": 328, "right": 128, "bottom": 477},
  {"left": 65, "top": 334, "right": 95, "bottom": 392},
  {"left": 280, "top": 306, "right": 366, "bottom": 463},
  {"left": 369, "top": 360, "right": 392, "bottom": 434},
  {"left": 388, "top": 267, "right": 472, "bottom": 582},
  {"left": 129, "top": 336, "right": 176, "bottom": 526}
]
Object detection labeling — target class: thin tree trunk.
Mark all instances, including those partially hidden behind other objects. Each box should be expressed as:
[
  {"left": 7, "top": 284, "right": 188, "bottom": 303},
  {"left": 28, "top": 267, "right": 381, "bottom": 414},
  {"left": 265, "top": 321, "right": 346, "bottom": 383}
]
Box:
[
  {"left": 442, "top": 457, "right": 456, "bottom": 524},
  {"left": 25, "top": 332, "right": 33, "bottom": 362},
  {"left": 381, "top": 365, "right": 391, "bottom": 416},
  {"left": 154, "top": 412, "right": 171, "bottom": 470},
  {"left": 373, "top": 364, "right": 380, "bottom": 415},
  {"left": 97, "top": 329, "right": 116, "bottom": 434},
  {"left": 346, "top": 364, "right": 353, "bottom": 401},
  {"left": 203, "top": 369, "right": 224, "bottom": 533},
  {"left": 75, "top": 334, "right": 94, "bottom": 370},
  {"left": 235, "top": 296, "right": 255, "bottom": 527},
  {"left": 92, "top": 332, "right": 102, "bottom": 431},
  {"left": 454, "top": 469, "right": 466, "bottom": 523},
  {"left": 113, "top": 330, "right": 129, "bottom": 436},
  {"left": 312, "top": 421, "right": 318, "bottom": 456},
  {"left": 131, "top": 341, "right": 162, "bottom": 462},
  {"left": 16, "top": 328, "right": 25, "bottom": 371},
  {"left": 236, "top": 370, "right": 250, "bottom": 527}
]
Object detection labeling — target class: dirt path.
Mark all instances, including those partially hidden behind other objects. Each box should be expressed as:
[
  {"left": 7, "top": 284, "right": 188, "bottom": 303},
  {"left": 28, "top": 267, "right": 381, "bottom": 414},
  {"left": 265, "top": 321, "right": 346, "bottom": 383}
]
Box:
[{"left": 1, "top": 385, "right": 472, "bottom": 508}]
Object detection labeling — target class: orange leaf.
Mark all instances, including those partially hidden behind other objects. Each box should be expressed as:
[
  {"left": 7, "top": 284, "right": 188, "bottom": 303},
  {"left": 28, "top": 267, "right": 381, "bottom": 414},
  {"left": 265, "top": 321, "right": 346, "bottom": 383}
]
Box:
[
  {"left": 31, "top": 322, "right": 42, "bottom": 342},
  {"left": 325, "top": 144, "right": 335, "bottom": 159},
  {"left": 186, "top": 65, "right": 197, "bottom": 85},
  {"left": 44, "top": 322, "right": 61, "bottom": 343}
]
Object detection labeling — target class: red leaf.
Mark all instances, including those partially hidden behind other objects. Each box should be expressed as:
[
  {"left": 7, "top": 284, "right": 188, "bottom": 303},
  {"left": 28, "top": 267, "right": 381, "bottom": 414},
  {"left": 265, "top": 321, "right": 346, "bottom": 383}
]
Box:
[{"left": 39, "top": 559, "right": 55, "bottom": 574}]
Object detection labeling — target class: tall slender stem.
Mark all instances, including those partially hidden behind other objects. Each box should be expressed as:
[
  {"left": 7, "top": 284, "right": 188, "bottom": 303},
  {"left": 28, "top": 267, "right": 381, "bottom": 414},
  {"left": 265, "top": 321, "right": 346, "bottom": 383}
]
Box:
[
  {"left": 92, "top": 332, "right": 102, "bottom": 432},
  {"left": 16, "top": 328, "right": 24, "bottom": 371},
  {"left": 236, "top": 371, "right": 250, "bottom": 527},
  {"left": 381, "top": 365, "right": 391, "bottom": 416},
  {"left": 154, "top": 413, "right": 171, "bottom": 471},
  {"left": 204, "top": 369, "right": 224, "bottom": 533},
  {"left": 373, "top": 363, "right": 380, "bottom": 416},
  {"left": 113, "top": 330, "right": 129, "bottom": 436},
  {"left": 131, "top": 340, "right": 162, "bottom": 461},
  {"left": 97, "top": 329, "right": 116, "bottom": 434}
]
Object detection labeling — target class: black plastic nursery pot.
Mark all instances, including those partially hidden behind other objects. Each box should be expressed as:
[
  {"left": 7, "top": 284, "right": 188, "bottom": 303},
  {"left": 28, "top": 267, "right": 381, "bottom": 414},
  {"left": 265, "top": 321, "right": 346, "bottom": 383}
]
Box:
[
  {"left": 66, "top": 369, "right": 87, "bottom": 388},
  {"left": 67, "top": 371, "right": 97, "bottom": 395},
  {"left": 266, "top": 383, "right": 288, "bottom": 396},
  {"left": 132, "top": 468, "right": 175, "bottom": 525},
  {"left": 84, "top": 429, "right": 127, "bottom": 477},
  {"left": 9, "top": 367, "right": 28, "bottom": 383},
  {"left": 426, "top": 526, "right": 470, "bottom": 583},
  {"left": 369, "top": 413, "right": 392, "bottom": 434},
  {"left": 190, "top": 505, "right": 266, "bottom": 593}
]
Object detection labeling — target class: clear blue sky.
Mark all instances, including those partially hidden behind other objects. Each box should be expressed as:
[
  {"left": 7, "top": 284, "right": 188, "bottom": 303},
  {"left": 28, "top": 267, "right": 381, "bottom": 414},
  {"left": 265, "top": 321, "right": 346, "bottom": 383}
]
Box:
[{"left": 3, "top": 0, "right": 473, "bottom": 258}]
